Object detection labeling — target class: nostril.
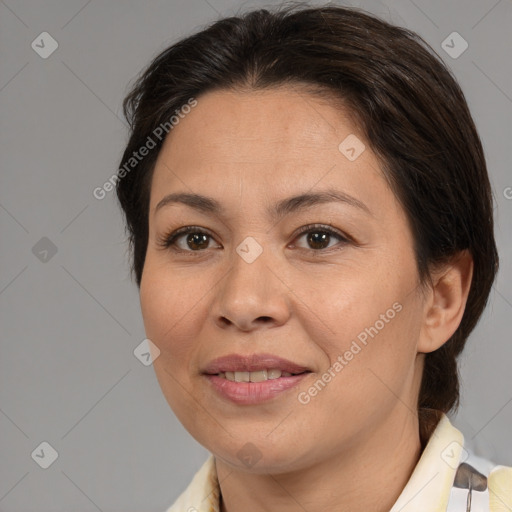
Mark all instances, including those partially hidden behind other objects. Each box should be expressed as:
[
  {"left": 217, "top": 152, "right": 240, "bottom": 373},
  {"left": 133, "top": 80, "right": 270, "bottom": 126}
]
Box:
[{"left": 256, "top": 316, "right": 273, "bottom": 323}]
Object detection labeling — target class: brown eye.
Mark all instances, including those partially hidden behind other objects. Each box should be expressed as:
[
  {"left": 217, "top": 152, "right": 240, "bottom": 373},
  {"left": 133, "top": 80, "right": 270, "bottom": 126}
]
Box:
[
  {"left": 293, "top": 225, "right": 349, "bottom": 252},
  {"left": 306, "top": 231, "right": 331, "bottom": 250},
  {"left": 158, "top": 226, "right": 220, "bottom": 252},
  {"left": 183, "top": 232, "right": 210, "bottom": 250}
]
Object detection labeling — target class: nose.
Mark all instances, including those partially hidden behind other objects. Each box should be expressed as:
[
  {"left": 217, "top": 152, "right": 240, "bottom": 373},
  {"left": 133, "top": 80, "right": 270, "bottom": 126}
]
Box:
[{"left": 213, "top": 244, "right": 291, "bottom": 332}]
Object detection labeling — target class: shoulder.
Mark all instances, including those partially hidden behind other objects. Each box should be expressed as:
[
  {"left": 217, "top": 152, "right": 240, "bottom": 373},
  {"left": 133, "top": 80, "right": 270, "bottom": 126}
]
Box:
[{"left": 390, "top": 413, "right": 511, "bottom": 512}]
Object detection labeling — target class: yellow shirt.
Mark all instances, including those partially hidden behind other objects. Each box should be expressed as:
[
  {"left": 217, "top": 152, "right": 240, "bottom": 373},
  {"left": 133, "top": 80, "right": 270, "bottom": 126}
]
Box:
[{"left": 165, "top": 414, "right": 512, "bottom": 512}]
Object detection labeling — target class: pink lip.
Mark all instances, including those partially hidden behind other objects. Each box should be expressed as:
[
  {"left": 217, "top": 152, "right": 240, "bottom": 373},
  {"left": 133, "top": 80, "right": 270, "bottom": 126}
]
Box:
[
  {"left": 204, "top": 373, "right": 310, "bottom": 405},
  {"left": 202, "top": 353, "right": 311, "bottom": 374}
]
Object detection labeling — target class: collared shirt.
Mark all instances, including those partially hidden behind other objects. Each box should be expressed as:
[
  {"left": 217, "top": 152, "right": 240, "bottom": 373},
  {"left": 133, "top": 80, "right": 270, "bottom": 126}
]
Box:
[{"left": 165, "top": 413, "right": 512, "bottom": 512}]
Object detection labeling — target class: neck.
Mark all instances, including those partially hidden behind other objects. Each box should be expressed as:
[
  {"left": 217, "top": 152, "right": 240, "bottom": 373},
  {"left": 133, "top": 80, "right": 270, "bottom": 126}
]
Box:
[{"left": 216, "top": 410, "right": 422, "bottom": 512}]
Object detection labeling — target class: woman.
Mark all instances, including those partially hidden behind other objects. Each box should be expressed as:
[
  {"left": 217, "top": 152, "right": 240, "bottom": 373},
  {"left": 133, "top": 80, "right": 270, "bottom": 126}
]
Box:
[{"left": 115, "top": 4, "right": 511, "bottom": 511}]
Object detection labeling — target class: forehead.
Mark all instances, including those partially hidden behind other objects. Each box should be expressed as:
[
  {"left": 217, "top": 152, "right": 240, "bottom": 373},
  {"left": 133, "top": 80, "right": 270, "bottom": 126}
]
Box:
[
  {"left": 149, "top": 87, "right": 390, "bottom": 216},
  {"left": 161, "top": 87, "right": 354, "bottom": 160}
]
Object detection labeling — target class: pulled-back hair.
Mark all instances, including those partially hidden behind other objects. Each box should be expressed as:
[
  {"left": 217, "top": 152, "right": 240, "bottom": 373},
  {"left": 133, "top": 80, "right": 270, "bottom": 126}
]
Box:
[{"left": 116, "top": 3, "right": 499, "bottom": 444}]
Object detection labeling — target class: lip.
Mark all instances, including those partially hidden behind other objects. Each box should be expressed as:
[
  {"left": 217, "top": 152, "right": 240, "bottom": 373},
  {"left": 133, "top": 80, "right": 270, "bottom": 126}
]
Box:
[
  {"left": 204, "top": 373, "right": 310, "bottom": 405},
  {"left": 202, "top": 353, "right": 311, "bottom": 375}
]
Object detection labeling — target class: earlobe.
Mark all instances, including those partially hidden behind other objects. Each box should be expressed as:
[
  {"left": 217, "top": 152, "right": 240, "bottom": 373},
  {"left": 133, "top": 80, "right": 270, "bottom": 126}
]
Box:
[{"left": 418, "top": 250, "right": 474, "bottom": 354}]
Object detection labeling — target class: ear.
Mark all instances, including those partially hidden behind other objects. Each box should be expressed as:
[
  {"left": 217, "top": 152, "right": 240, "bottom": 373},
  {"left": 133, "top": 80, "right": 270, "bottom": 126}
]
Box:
[{"left": 418, "top": 250, "right": 474, "bottom": 354}]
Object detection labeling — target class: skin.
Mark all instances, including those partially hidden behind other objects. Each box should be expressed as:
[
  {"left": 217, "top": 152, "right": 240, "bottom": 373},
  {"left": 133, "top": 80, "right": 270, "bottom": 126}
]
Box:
[{"left": 139, "top": 86, "right": 473, "bottom": 512}]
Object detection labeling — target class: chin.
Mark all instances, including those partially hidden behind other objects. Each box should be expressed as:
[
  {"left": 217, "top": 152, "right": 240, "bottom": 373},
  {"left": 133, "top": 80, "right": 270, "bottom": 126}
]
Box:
[{"left": 207, "top": 435, "right": 314, "bottom": 475}]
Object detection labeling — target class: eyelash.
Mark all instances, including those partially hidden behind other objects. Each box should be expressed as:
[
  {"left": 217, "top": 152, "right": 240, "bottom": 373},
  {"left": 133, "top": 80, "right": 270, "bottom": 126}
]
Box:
[{"left": 157, "top": 224, "right": 351, "bottom": 255}]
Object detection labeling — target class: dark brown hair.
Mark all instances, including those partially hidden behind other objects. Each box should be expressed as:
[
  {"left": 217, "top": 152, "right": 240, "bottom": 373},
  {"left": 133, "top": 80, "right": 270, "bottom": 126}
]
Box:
[{"left": 116, "top": 3, "right": 499, "bottom": 443}]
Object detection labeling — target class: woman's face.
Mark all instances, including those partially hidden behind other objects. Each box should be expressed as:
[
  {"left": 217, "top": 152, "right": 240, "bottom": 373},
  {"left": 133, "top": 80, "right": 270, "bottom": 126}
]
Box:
[{"left": 140, "top": 87, "right": 428, "bottom": 472}]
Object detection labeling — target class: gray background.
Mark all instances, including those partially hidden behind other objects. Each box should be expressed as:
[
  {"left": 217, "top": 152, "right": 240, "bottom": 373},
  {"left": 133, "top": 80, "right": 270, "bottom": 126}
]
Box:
[{"left": 0, "top": 0, "right": 511, "bottom": 510}]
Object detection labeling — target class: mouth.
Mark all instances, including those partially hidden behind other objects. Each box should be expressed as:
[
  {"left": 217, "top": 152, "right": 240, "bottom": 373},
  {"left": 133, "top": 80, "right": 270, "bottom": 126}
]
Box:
[
  {"left": 201, "top": 353, "right": 312, "bottom": 404},
  {"left": 202, "top": 352, "right": 312, "bottom": 378},
  {"left": 211, "top": 369, "right": 311, "bottom": 382}
]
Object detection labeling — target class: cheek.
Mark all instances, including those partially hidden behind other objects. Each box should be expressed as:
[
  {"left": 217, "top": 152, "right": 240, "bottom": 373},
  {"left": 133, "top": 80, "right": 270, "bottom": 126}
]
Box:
[
  {"left": 305, "top": 267, "right": 407, "bottom": 351},
  {"left": 139, "top": 265, "right": 208, "bottom": 423},
  {"left": 321, "top": 298, "right": 422, "bottom": 411},
  {"left": 301, "top": 263, "right": 422, "bottom": 403},
  {"left": 139, "top": 263, "right": 206, "bottom": 367}
]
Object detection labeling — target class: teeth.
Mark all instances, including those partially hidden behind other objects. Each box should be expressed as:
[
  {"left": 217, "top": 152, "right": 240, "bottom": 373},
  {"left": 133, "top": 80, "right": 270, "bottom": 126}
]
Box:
[
  {"left": 249, "top": 369, "right": 267, "bottom": 382},
  {"left": 216, "top": 369, "right": 299, "bottom": 382},
  {"left": 234, "top": 371, "right": 250, "bottom": 382},
  {"left": 267, "top": 369, "right": 283, "bottom": 379}
]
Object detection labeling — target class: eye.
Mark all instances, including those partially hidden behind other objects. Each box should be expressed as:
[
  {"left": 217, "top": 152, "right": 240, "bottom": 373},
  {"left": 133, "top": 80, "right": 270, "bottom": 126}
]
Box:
[
  {"left": 157, "top": 226, "right": 220, "bottom": 252},
  {"left": 158, "top": 223, "right": 351, "bottom": 254},
  {"left": 292, "top": 224, "right": 350, "bottom": 251}
]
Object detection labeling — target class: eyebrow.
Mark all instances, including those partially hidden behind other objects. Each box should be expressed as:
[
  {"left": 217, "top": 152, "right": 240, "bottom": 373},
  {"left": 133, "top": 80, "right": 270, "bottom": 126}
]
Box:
[{"left": 154, "top": 188, "right": 372, "bottom": 220}]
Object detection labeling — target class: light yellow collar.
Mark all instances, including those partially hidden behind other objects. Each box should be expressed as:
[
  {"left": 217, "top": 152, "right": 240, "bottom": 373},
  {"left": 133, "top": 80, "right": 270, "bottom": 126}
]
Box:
[{"left": 390, "top": 413, "right": 464, "bottom": 511}]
